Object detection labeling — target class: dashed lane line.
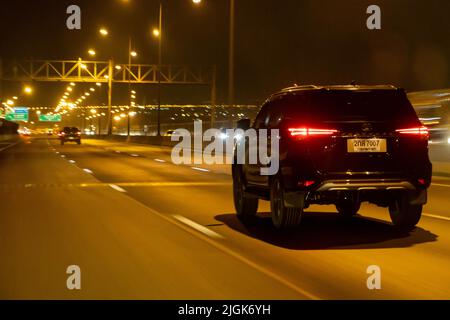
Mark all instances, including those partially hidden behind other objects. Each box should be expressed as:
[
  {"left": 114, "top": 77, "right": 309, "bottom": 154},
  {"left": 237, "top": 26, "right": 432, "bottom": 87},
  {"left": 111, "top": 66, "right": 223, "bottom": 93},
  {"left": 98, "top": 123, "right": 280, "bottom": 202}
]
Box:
[{"left": 173, "top": 215, "right": 224, "bottom": 239}]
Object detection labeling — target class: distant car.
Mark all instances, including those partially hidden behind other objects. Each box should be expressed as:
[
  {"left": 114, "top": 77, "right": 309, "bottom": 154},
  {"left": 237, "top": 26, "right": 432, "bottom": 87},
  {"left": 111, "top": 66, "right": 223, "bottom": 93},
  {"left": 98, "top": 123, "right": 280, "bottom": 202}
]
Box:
[
  {"left": 217, "top": 127, "right": 233, "bottom": 140},
  {"left": 165, "top": 130, "right": 175, "bottom": 137},
  {"left": 233, "top": 85, "right": 432, "bottom": 230},
  {"left": 19, "top": 129, "right": 31, "bottom": 136},
  {"left": 164, "top": 130, "right": 183, "bottom": 138},
  {"left": 59, "top": 127, "right": 81, "bottom": 145}
]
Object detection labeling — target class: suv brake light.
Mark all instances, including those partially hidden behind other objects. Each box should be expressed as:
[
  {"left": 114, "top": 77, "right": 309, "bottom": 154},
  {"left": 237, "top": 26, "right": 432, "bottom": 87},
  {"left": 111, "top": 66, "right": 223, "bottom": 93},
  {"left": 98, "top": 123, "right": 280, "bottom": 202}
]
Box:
[
  {"left": 396, "top": 126, "right": 429, "bottom": 136},
  {"left": 289, "top": 128, "right": 337, "bottom": 137}
]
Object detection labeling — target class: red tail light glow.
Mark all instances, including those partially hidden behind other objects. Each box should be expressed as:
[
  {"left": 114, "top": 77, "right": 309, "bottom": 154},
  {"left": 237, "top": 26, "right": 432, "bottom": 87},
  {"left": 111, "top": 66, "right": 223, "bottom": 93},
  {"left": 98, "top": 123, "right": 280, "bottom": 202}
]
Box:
[
  {"left": 289, "top": 128, "right": 337, "bottom": 137},
  {"left": 418, "top": 179, "right": 427, "bottom": 186},
  {"left": 396, "top": 126, "right": 429, "bottom": 136},
  {"left": 298, "top": 180, "right": 315, "bottom": 187}
]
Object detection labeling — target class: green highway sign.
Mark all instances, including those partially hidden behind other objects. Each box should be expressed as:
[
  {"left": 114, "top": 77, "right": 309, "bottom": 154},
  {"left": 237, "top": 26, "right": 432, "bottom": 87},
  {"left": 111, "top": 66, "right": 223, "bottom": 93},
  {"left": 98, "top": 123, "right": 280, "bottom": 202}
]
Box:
[
  {"left": 5, "top": 107, "right": 29, "bottom": 122},
  {"left": 39, "top": 114, "right": 62, "bottom": 122}
]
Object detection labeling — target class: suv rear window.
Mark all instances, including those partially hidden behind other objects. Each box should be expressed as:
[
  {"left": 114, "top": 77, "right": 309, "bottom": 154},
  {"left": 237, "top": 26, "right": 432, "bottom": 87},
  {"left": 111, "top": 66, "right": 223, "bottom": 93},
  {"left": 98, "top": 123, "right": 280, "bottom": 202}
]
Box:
[
  {"left": 64, "top": 127, "right": 80, "bottom": 133},
  {"left": 281, "top": 90, "right": 420, "bottom": 125}
]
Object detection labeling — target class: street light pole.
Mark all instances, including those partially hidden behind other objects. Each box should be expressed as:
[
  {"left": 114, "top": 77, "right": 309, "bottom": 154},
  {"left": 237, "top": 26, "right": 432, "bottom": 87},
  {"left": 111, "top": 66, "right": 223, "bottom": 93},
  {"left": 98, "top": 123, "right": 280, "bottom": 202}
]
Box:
[
  {"left": 127, "top": 36, "right": 132, "bottom": 141},
  {"left": 107, "top": 58, "right": 113, "bottom": 136},
  {"left": 157, "top": 1, "right": 163, "bottom": 137},
  {"left": 228, "top": 0, "right": 235, "bottom": 127}
]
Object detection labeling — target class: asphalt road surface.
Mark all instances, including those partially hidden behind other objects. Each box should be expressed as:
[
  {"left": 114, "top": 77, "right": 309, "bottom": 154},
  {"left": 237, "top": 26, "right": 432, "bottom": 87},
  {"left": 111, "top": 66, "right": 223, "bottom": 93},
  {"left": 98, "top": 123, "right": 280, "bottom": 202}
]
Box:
[{"left": 0, "top": 136, "right": 449, "bottom": 299}]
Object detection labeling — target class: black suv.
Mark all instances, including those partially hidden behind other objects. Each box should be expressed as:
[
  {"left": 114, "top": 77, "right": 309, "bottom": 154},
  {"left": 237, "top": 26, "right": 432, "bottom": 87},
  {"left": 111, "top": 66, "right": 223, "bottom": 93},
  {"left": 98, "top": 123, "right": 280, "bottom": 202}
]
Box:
[
  {"left": 59, "top": 127, "right": 81, "bottom": 145},
  {"left": 233, "top": 85, "right": 432, "bottom": 230}
]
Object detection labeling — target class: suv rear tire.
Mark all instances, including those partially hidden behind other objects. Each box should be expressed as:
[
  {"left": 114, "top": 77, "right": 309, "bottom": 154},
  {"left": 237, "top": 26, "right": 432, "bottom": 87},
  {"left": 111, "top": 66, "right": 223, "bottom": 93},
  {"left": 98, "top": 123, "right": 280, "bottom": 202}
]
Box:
[
  {"left": 233, "top": 166, "right": 258, "bottom": 223},
  {"left": 389, "top": 194, "right": 422, "bottom": 230},
  {"left": 270, "top": 176, "right": 303, "bottom": 229}
]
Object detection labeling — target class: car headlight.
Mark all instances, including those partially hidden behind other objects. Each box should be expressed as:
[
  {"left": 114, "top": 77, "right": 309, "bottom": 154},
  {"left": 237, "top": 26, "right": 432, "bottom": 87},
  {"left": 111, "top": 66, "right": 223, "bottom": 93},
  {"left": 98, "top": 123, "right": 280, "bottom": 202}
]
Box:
[
  {"left": 219, "top": 133, "right": 228, "bottom": 140},
  {"left": 447, "top": 137, "right": 450, "bottom": 145}
]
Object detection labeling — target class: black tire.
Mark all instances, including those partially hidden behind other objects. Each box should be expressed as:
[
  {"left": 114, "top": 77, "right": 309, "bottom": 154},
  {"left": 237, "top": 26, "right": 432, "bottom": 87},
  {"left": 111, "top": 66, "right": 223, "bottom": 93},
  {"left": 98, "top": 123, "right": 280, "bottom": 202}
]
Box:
[
  {"left": 336, "top": 201, "right": 361, "bottom": 218},
  {"left": 77, "top": 140, "right": 81, "bottom": 145},
  {"left": 233, "top": 166, "right": 258, "bottom": 223},
  {"left": 60, "top": 140, "right": 64, "bottom": 146},
  {"left": 389, "top": 194, "right": 422, "bottom": 230},
  {"left": 270, "top": 176, "right": 303, "bottom": 229}
]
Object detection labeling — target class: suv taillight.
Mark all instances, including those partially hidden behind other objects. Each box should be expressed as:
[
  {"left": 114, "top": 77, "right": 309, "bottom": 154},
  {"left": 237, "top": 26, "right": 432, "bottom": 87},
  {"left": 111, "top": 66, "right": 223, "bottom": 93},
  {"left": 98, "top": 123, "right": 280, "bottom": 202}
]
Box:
[
  {"left": 289, "top": 128, "right": 338, "bottom": 138},
  {"left": 396, "top": 126, "right": 429, "bottom": 137}
]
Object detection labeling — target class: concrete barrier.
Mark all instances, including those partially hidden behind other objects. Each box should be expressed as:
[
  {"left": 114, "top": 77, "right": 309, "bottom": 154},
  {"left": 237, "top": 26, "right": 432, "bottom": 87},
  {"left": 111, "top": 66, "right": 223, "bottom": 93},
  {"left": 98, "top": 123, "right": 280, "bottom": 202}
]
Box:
[
  {"left": 0, "top": 134, "right": 18, "bottom": 142},
  {"left": 429, "top": 145, "right": 450, "bottom": 176}
]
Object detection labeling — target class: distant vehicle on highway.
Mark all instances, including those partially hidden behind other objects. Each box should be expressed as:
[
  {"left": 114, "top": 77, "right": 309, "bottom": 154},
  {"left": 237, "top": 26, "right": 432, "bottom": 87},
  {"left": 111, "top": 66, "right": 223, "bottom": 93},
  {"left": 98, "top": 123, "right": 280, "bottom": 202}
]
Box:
[
  {"left": 233, "top": 85, "right": 432, "bottom": 230},
  {"left": 164, "top": 130, "right": 175, "bottom": 137},
  {"left": 164, "top": 130, "right": 184, "bottom": 138},
  {"left": 58, "top": 127, "right": 81, "bottom": 145}
]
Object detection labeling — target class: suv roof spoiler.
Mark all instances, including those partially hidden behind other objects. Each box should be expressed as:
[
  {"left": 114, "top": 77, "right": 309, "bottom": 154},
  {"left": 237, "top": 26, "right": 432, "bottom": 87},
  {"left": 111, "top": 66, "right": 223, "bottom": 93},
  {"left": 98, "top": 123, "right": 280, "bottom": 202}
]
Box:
[
  {"left": 268, "top": 84, "right": 401, "bottom": 101},
  {"left": 280, "top": 84, "right": 398, "bottom": 93}
]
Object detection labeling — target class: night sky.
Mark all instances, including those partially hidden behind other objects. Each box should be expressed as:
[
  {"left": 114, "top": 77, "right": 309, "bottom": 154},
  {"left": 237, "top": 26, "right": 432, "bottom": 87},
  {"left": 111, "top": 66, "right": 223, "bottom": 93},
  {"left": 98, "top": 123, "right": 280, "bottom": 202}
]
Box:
[{"left": 1, "top": 0, "right": 450, "bottom": 107}]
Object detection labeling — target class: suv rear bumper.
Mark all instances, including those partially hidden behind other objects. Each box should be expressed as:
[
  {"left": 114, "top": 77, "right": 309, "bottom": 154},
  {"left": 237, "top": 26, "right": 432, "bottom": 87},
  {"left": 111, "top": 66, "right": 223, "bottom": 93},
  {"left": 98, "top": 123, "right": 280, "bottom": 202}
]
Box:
[
  {"left": 315, "top": 179, "right": 416, "bottom": 192},
  {"left": 283, "top": 179, "right": 428, "bottom": 208}
]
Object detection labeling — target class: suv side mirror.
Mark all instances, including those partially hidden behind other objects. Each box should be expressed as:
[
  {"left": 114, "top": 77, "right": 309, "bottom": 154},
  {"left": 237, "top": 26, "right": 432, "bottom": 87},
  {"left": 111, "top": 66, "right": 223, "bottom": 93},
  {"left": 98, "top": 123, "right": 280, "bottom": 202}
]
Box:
[{"left": 236, "top": 119, "right": 251, "bottom": 130}]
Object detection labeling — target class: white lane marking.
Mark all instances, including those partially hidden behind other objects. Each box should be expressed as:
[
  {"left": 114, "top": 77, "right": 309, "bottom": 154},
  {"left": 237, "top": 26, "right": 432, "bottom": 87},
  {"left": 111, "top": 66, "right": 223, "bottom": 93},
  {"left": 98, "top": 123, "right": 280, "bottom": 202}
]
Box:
[
  {"left": 173, "top": 215, "right": 224, "bottom": 239},
  {"left": 130, "top": 153, "right": 140, "bottom": 157},
  {"left": 431, "top": 183, "right": 450, "bottom": 188},
  {"left": 61, "top": 155, "right": 66, "bottom": 158},
  {"left": 423, "top": 213, "right": 450, "bottom": 222},
  {"left": 56, "top": 152, "right": 60, "bottom": 154},
  {"left": 109, "top": 184, "right": 127, "bottom": 193},
  {"left": 192, "top": 167, "right": 210, "bottom": 172},
  {"left": 115, "top": 150, "right": 121, "bottom": 154},
  {"left": 83, "top": 169, "right": 94, "bottom": 174},
  {"left": 68, "top": 160, "right": 76, "bottom": 164},
  {"left": 0, "top": 141, "right": 20, "bottom": 152},
  {"left": 154, "top": 159, "right": 166, "bottom": 163}
]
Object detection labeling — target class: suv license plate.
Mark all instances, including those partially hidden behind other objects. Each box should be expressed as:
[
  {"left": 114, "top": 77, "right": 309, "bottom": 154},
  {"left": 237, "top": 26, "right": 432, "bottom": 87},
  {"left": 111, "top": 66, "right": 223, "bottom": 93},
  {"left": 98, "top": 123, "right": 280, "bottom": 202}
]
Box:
[{"left": 347, "top": 139, "right": 387, "bottom": 153}]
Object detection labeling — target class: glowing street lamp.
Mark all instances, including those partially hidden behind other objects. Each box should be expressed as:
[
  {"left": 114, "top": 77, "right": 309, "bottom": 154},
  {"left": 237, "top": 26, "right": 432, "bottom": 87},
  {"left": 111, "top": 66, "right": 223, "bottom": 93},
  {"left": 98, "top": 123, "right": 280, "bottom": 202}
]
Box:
[
  {"left": 24, "top": 86, "right": 33, "bottom": 94},
  {"left": 99, "top": 28, "right": 109, "bottom": 36},
  {"left": 88, "top": 49, "right": 96, "bottom": 56},
  {"left": 130, "top": 51, "right": 137, "bottom": 57}
]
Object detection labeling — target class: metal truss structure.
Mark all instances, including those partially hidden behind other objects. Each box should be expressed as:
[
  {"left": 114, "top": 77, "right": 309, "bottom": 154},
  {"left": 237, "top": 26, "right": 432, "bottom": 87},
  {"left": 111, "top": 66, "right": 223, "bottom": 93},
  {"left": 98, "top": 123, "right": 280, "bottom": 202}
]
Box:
[
  {"left": 0, "top": 59, "right": 218, "bottom": 132},
  {"left": 1, "top": 60, "right": 215, "bottom": 85}
]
